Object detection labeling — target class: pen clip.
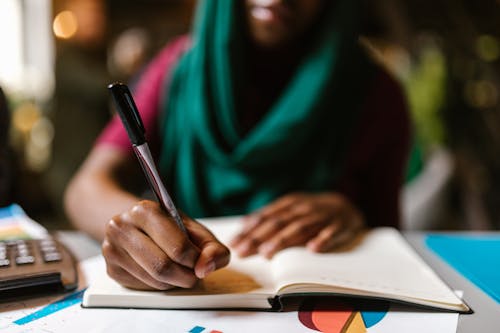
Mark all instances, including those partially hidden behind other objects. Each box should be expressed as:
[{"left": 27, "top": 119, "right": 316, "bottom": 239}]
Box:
[{"left": 108, "top": 82, "right": 146, "bottom": 145}]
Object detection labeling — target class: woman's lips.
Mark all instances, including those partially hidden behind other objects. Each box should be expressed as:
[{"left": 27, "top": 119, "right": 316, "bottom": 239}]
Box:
[
  {"left": 251, "top": 6, "right": 274, "bottom": 21},
  {"left": 250, "top": 2, "right": 294, "bottom": 25},
  {"left": 251, "top": 0, "right": 275, "bottom": 6}
]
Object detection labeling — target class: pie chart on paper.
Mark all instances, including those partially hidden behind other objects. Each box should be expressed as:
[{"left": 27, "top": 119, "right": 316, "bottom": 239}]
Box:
[{"left": 298, "top": 299, "right": 389, "bottom": 333}]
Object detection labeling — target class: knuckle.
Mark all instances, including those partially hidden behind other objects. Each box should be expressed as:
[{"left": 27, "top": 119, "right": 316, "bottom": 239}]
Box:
[
  {"left": 270, "top": 237, "right": 284, "bottom": 248},
  {"left": 109, "top": 215, "right": 123, "bottom": 228},
  {"left": 273, "top": 218, "right": 287, "bottom": 228},
  {"left": 105, "top": 217, "right": 123, "bottom": 239},
  {"left": 294, "top": 203, "right": 311, "bottom": 215},
  {"left": 131, "top": 201, "right": 148, "bottom": 216},
  {"left": 120, "top": 211, "right": 133, "bottom": 223},
  {"left": 131, "top": 200, "right": 159, "bottom": 218},
  {"left": 293, "top": 222, "right": 309, "bottom": 234},
  {"left": 142, "top": 200, "right": 160, "bottom": 211},
  {"left": 247, "top": 236, "right": 261, "bottom": 246},
  {"left": 149, "top": 256, "right": 173, "bottom": 279},
  {"left": 101, "top": 240, "right": 114, "bottom": 257},
  {"left": 170, "top": 240, "right": 190, "bottom": 262}
]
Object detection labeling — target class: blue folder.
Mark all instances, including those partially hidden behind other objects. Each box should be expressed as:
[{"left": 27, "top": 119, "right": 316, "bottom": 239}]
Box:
[{"left": 425, "top": 234, "right": 500, "bottom": 304}]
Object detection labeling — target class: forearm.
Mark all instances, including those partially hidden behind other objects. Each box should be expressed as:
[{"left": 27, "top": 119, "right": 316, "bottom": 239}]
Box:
[
  {"left": 64, "top": 146, "right": 142, "bottom": 241},
  {"left": 64, "top": 170, "right": 139, "bottom": 241}
]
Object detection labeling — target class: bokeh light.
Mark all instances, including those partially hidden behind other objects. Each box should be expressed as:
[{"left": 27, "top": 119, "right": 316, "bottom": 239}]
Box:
[
  {"left": 53, "top": 10, "right": 78, "bottom": 39},
  {"left": 476, "top": 35, "right": 500, "bottom": 62},
  {"left": 27, "top": 117, "right": 54, "bottom": 172},
  {"left": 12, "top": 102, "right": 40, "bottom": 133},
  {"left": 31, "top": 117, "right": 54, "bottom": 149},
  {"left": 465, "top": 80, "right": 498, "bottom": 109}
]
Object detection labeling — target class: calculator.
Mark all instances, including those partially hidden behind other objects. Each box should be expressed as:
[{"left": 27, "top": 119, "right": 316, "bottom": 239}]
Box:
[{"left": 0, "top": 236, "right": 78, "bottom": 300}]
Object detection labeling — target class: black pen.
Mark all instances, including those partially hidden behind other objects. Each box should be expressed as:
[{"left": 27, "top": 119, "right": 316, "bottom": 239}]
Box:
[{"left": 108, "top": 82, "right": 188, "bottom": 235}]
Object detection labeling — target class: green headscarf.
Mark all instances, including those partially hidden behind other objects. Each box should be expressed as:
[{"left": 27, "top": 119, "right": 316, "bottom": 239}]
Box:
[{"left": 159, "top": 0, "right": 375, "bottom": 218}]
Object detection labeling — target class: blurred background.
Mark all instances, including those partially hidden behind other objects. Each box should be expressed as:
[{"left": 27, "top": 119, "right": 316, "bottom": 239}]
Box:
[{"left": 0, "top": 0, "right": 499, "bottom": 231}]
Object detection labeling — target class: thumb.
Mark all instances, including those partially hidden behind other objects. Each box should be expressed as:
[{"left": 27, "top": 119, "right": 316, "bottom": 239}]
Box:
[
  {"left": 185, "top": 221, "right": 231, "bottom": 278},
  {"left": 195, "top": 240, "right": 231, "bottom": 278}
]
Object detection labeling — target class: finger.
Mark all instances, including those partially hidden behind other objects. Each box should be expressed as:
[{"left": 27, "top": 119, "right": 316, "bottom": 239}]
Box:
[
  {"left": 194, "top": 240, "right": 231, "bottom": 279},
  {"left": 186, "top": 222, "right": 231, "bottom": 279},
  {"left": 107, "top": 264, "right": 163, "bottom": 290},
  {"left": 229, "top": 213, "right": 264, "bottom": 246},
  {"left": 306, "top": 222, "right": 355, "bottom": 252},
  {"left": 231, "top": 197, "right": 316, "bottom": 252},
  {"left": 231, "top": 218, "right": 284, "bottom": 256},
  {"left": 257, "top": 193, "right": 303, "bottom": 220},
  {"left": 229, "top": 210, "right": 274, "bottom": 247},
  {"left": 241, "top": 213, "right": 262, "bottom": 231},
  {"left": 233, "top": 205, "right": 313, "bottom": 257},
  {"left": 229, "top": 215, "right": 261, "bottom": 247},
  {"left": 106, "top": 217, "right": 198, "bottom": 288},
  {"left": 258, "top": 214, "right": 326, "bottom": 259},
  {"left": 129, "top": 201, "right": 200, "bottom": 269},
  {"left": 102, "top": 240, "right": 174, "bottom": 290}
]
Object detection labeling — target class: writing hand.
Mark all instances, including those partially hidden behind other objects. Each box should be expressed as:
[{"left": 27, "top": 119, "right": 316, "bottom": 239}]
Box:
[
  {"left": 102, "top": 200, "right": 230, "bottom": 290},
  {"left": 229, "top": 192, "right": 365, "bottom": 259}
]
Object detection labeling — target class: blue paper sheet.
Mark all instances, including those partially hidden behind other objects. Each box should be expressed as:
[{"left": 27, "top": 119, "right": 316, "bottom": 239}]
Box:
[
  {"left": 0, "top": 203, "right": 24, "bottom": 219},
  {"left": 425, "top": 234, "right": 500, "bottom": 304}
]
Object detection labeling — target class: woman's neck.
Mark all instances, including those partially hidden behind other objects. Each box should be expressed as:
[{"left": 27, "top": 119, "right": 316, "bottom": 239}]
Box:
[{"left": 250, "top": 40, "right": 304, "bottom": 74}]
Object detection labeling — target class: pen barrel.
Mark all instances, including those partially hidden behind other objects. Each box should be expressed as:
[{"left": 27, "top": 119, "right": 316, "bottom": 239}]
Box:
[
  {"left": 108, "top": 83, "right": 146, "bottom": 145},
  {"left": 133, "top": 144, "right": 188, "bottom": 235}
]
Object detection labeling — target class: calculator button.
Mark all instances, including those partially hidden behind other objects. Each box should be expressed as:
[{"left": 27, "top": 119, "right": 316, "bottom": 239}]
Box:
[
  {"left": 17, "top": 249, "right": 31, "bottom": 257},
  {"left": 16, "top": 247, "right": 29, "bottom": 254},
  {"left": 41, "top": 245, "right": 57, "bottom": 253},
  {"left": 43, "top": 252, "right": 62, "bottom": 262},
  {"left": 15, "top": 255, "right": 35, "bottom": 265},
  {"left": 0, "top": 237, "right": 78, "bottom": 296},
  {"left": 40, "top": 239, "right": 55, "bottom": 247}
]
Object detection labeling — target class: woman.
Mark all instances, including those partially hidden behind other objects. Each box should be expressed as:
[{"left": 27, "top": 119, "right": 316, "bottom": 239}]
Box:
[{"left": 65, "top": 0, "right": 410, "bottom": 290}]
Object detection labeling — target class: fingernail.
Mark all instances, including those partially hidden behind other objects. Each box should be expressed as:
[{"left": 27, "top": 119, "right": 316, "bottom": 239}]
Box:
[
  {"left": 236, "top": 243, "right": 250, "bottom": 254},
  {"left": 306, "top": 242, "right": 320, "bottom": 252},
  {"left": 228, "top": 236, "right": 241, "bottom": 247},
  {"left": 244, "top": 214, "right": 261, "bottom": 227},
  {"left": 202, "top": 260, "right": 216, "bottom": 278},
  {"left": 244, "top": 213, "right": 257, "bottom": 221},
  {"left": 258, "top": 243, "right": 274, "bottom": 255}
]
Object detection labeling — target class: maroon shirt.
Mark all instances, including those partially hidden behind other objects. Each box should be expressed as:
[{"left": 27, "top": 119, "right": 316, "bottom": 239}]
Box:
[{"left": 97, "top": 36, "right": 410, "bottom": 228}]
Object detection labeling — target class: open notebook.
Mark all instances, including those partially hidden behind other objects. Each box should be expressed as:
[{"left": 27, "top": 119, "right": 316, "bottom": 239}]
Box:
[{"left": 82, "top": 216, "right": 469, "bottom": 312}]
